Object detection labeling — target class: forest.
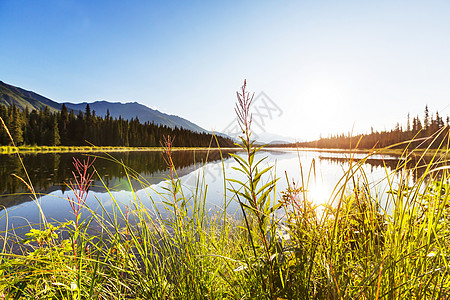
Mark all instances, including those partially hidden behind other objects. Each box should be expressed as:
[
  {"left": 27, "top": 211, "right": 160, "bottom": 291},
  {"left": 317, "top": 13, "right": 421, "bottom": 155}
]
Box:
[
  {"left": 0, "top": 103, "right": 234, "bottom": 147},
  {"left": 288, "top": 106, "right": 450, "bottom": 149}
]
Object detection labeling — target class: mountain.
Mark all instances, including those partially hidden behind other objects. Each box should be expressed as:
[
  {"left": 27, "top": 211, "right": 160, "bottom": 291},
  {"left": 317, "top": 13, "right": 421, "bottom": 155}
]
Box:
[
  {"left": 0, "top": 81, "right": 207, "bottom": 133},
  {"left": 227, "top": 130, "right": 302, "bottom": 144},
  {"left": 255, "top": 132, "right": 302, "bottom": 144},
  {"left": 63, "top": 101, "right": 206, "bottom": 133},
  {"left": 0, "top": 81, "right": 62, "bottom": 113}
]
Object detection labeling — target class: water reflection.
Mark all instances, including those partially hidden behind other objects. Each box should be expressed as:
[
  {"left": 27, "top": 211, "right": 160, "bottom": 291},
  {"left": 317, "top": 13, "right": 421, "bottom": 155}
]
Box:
[
  {"left": 318, "top": 152, "right": 448, "bottom": 181},
  {"left": 1, "top": 149, "right": 444, "bottom": 233},
  {"left": 0, "top": 150, "right": 232, "bottom": 210}
]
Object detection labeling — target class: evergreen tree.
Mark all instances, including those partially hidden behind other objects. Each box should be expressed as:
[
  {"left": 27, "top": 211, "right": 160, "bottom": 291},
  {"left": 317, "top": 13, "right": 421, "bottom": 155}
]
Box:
[
  {"left": 0, "top": 105, "right": 9, "bottom": 144},
  {"left": 85, "top": 104, "right": 93, "bottom": 143},
  {"left": 85, "top": 104, "right": 92, "bottom": 119},
  {"left": 27, "top": 110, "right": 40, "bottom": 145},
  {"left": 424, "top": 105, "right": 429, "bottom": 130},
  {"left": 406, "top": 113, "right": 410, "bottom": 132},
  {"left": 59, "top": 104, "right": 69, "bottom": 144},
  {"left": 10, "top": 105, "right": 24, "bottom": 145},
  {"left": 46, "top": 114, "right": 60, "bottom": 146},
  {"left": 0, "top": 103, "right": 235, "bottom": 147}
]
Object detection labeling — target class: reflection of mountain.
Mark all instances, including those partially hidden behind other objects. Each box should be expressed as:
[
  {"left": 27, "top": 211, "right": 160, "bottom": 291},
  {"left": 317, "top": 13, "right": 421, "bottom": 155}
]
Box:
[
  {"left": 89, "top": 162, "right": 205, "bottom": 193},
  {"left": 0, "top": 150, "right": 234, "bottom": 211}
]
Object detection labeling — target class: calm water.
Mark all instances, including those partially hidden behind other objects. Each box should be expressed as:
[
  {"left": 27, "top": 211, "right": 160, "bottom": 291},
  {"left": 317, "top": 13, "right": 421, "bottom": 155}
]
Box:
[{"left": 0, "top": 149, "right": 417, "bottom": 236}]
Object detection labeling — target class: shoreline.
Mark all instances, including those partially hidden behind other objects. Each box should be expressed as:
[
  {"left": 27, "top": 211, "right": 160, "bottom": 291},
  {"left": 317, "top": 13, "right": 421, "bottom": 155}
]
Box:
[
  {"left": 0, "top": 146, "right": 242, "bottom": 155},
  {"left": 1, "top": 144, "right": 448, "bottom": 156},
  {"left": 266, "top": 146, "right": 449, "bottom": 157}
]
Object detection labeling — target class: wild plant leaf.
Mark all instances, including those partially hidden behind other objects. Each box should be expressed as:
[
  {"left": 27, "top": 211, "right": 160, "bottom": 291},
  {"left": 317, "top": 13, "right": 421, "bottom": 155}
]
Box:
[
  {"left": 253, "top": 165, "right": 273, "bottom": 184},
  {"left": 254, "top": 144, "right": 266, "bottom": 152},
  {"left": 253, "top": 156, "right": 268, "bottom": 170},
  {"left": 252, "top": 175, "right": 261, "bottom": 191},
  {"left": 249, "top": 151, "right": 255, "bottom": 166},
  {"left": 230, "top": 156, "right": 250, "bottom": 175},
  {"left": 267, "top": 202, "right": 283, "bottom": 215},
  {"left": 228, "top": 184, "right": 253, "bottom": 203},
  {"left": 238, "top": 136, "right": 248, "bottom": 147},
  {"left": 246, "top": 139, "right": 257, "bottom": 151},
  {"left": 258, "top": 188, "right": 275, "bottom": 210},
  {"left": 227, "top": 178, "right": 248, "bottom": 188},
  {"left": 162, "top": 201, "right": 175, "bottom": 207},
  {"left": 230, "top": 153, "right": 249, "bottom": 168},
  {"left": 257, "top": 180, "right": 277, "bottom": 197},
  {"left": 235, "top": 190, "right": 253, "bottom": 204},
  {"left": 160, "top": 186, "right": 172, "bottom": 193},
  {"left": 239, "top": 201, "right": 258, "bottom": 215},
  {"left": 231, "top": 166, "right": 250, "bottom": 177}
]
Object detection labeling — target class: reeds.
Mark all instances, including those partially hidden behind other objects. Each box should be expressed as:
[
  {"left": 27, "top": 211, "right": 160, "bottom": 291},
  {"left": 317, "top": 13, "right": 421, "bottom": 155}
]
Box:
[{"left": 0, "top": 83, "right": 449, "bottom": 299}]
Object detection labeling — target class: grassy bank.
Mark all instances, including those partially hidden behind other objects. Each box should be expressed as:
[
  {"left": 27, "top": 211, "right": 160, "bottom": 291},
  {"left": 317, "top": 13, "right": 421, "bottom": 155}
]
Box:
[
  {"left": 0, "top": 84, "right": 449, "bottom": 298},
  {"left": 2, "top": 143, "right": 450, "bottom": 298},
  {"left": 0, "top": 145, "right": 240, "bottom": 154}
]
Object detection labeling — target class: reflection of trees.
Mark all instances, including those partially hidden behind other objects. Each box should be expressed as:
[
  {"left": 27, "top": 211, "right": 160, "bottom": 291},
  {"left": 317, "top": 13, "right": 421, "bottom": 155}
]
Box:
[
  {"left": 319, "top": 154, "right": 449, "bottom": 181},
  {"left": 320, "top": 156, "right": 400, "bottom": 170},
  {"left": 0, "top": 150, "right": 233, "bottom": 210}
]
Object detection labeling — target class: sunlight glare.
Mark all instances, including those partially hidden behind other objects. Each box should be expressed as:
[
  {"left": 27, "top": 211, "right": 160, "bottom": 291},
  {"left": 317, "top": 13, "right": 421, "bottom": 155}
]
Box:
[{"left": 307, "top": 180, "right": 330, "bottom": 205}]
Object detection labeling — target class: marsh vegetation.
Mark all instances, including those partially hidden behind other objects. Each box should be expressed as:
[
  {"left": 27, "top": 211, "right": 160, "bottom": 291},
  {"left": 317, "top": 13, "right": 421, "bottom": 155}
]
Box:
[{"left": 0, "top": 82, "right": 449, "bottom": 299}]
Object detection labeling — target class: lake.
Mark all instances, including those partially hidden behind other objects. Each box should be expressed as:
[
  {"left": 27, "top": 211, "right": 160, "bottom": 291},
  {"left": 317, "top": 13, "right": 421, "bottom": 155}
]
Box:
[{"left": 0, "top": 148, "right": 420, "bottom": 236}]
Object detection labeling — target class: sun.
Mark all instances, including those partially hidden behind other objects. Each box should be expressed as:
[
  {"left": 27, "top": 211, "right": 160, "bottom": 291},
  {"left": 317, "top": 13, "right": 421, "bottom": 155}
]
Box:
[{"left": 307, "top": 180, "right": 330, "bottom": 204}]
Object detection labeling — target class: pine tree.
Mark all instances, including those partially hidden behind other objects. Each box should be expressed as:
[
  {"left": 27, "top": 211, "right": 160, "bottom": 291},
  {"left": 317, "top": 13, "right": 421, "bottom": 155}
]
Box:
[
  {"left": 85, "top": 104, "right": 93, "bottom": 143},
  {"left": 10, "top": 105, "right": 24, "bottom": 145},
  {"left": 0, "top": 105, "right": 9, "bottom": 144},
  {"left": 46, "top": 115, "right": 60, "bottom": 146},
  {"left": 406, "top": 113, "right": 411, "bottom": 132},
  {"left": 59, "top": 104, "right": 69, "bottom": 144},
  {"left": 0, "top": 103, "right": 236, "bottom": 147},
  {"left": 424, "top": 105, "right": 429, "bottom": 130}
]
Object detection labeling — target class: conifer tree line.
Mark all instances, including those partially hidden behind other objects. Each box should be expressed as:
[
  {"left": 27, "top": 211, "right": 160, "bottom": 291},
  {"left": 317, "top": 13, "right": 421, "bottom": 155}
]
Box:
[
  {"left": 0, "top": 104, "right": 234, "bottom": 147},
  {"left": 292, "top": 105, "right": 450, "bottom": 149}
]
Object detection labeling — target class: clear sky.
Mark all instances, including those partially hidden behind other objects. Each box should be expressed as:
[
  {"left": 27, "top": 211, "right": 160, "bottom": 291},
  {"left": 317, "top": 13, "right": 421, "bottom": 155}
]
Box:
[{"left": 1, "top": 0, "right": 450, "bottom": 141}]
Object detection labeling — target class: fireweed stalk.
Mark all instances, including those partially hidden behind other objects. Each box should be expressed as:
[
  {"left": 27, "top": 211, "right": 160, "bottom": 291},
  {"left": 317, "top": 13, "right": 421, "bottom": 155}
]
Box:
[
  {"left": 228, "top": 80, "right": 280, "bottom": 298},
  {"left": 161, "top": 135, "right": 177, "bottom": 204},
  {"left": 67, "top": 157, "right": 96, "bottom": 228},
  {"left": 161, "top": 135, "right": 193, "bottom": 263},
  {"left": 67, "top": 157, "right": 96, "bottom": 268}
]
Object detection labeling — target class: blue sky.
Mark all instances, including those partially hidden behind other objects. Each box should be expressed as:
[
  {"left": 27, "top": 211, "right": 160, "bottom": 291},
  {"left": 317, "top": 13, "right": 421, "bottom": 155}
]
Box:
[{"left": 1, "top": 0, "right": 450, "bottom": 141}]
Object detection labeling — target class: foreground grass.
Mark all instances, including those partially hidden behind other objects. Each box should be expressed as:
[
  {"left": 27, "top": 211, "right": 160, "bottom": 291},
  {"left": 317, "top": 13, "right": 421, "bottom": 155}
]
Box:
[
  {"left": 0, "top": 83, "right": 449, "bottom": 298},
  {"left": 2, "top": 143, "right": 449, "bottom": 299},
  {"left": 1, "top": 149, "right": 450, "bottom": 298}
]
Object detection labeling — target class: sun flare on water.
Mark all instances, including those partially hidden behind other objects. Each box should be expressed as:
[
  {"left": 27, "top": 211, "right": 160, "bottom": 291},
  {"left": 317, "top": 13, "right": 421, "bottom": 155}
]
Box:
[{"left": 307, "top": 180, "right": 331, "bottom": 205}]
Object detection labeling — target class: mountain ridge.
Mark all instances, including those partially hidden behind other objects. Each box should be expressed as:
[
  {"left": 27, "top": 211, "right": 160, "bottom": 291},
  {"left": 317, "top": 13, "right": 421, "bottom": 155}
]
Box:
[
  {"left": 0, "top": 81, "right": 62, "bottom": 113},
  {"left": 0, "top": 80, "right": 206, "bottom": 133},
  {"left": 63, "top": 101, "right": 206, "bottom": 132}
]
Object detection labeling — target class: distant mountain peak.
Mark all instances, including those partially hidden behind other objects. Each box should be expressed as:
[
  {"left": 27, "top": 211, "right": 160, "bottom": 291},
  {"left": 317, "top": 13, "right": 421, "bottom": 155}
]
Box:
[{"left": 0, "top": 80, "right": 209, "bottom": 134}]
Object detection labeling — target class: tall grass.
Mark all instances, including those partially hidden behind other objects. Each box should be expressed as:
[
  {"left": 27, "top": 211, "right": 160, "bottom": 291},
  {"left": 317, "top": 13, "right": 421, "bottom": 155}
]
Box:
[{"left": 0, "top": 83, "right": 450, "bottom": 299}]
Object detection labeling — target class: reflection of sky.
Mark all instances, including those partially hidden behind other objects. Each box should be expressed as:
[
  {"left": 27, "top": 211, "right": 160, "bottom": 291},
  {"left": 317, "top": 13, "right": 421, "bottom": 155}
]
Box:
[{"left": 0, "top": 150, "right": 403, "bottom": 235}]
